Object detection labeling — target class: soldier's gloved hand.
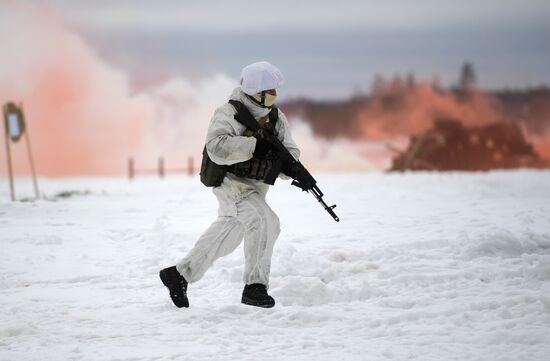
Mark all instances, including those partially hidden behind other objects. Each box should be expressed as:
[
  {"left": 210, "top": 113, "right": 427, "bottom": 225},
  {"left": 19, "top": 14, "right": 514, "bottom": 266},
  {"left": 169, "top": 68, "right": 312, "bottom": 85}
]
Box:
[
  {"left": 253, "top": 129, "right": 266, "bottom": 140},
  {"left": 253, "top": 130, "right": 271, "bottom": 157},
  {"left": 282, "top": 161, "right": 302, "bottom": 179},
  {"left": 283, "top": 162, "right": 315, "bottom": 189}
]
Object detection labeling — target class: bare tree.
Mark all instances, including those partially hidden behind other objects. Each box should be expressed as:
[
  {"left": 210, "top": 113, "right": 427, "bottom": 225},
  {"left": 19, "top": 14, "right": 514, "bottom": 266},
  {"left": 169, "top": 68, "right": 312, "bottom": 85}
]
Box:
[{"left": 459, "top": 61, "right": 476, "bottom": 91}]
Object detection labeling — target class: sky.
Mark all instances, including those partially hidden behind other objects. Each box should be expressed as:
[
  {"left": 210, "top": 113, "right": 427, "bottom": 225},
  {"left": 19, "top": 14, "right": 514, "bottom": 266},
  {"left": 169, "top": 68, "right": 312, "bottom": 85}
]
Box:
[{"left": 49, "top": 0, "right": 550, "bottom": 99}]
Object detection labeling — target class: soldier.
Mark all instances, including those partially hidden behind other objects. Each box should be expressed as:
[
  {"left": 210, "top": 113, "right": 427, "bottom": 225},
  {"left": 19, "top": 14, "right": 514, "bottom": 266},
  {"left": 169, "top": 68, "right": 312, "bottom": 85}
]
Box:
[{"left": 160, "top": 61, "right": 300, "bottom": 308}]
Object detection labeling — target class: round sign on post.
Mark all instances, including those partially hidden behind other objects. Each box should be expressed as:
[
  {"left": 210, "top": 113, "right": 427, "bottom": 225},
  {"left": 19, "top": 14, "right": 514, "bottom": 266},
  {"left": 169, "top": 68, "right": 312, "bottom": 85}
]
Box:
[
  {"left": 4, "top": 102, "right": 26, "bottom": 142},
  {"left": 3, "top": 101, "right": 39, "bottom": 201}
]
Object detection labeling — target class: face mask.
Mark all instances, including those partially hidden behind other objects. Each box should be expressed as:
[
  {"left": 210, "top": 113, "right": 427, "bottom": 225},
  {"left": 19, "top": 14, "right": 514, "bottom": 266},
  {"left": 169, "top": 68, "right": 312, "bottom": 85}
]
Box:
[{"left": 252, "top": 91, "right": 277, "bottom": 108}]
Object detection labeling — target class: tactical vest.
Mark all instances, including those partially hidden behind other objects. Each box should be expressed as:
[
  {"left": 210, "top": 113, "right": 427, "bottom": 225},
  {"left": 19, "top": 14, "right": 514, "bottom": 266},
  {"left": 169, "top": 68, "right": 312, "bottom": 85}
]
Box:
[{"left": 200, "top": 100, "right": 279, "bottom": 187}]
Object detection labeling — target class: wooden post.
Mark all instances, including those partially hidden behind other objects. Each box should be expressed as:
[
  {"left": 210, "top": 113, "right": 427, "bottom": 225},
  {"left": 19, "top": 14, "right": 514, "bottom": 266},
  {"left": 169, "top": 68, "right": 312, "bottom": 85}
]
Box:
[
  {"left": 158, "top": 157, "right": 164, "bottom": 178},
  {"left": 128, "top": 157, "right": 134, "bottom": 180},
  {"left": 188, "top": 156, "right": 194, "bottom": 176},
  {"left": 3, "top": 107, "right": 15, "bottom": 201},
  {"left": 21, "top": 104, "right": 39, "bottom": 199}
]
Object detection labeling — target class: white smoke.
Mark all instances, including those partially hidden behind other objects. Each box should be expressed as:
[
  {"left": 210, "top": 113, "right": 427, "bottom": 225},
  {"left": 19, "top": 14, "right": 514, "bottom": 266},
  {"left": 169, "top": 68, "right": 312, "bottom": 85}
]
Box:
[{"left": 289, "top": 118, "right": 388, "bottom": 171}]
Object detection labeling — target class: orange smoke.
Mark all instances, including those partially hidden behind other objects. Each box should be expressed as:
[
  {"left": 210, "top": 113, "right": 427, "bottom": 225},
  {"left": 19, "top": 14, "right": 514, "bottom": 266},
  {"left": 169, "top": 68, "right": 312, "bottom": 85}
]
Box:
[
  {"left": 0, "top": 3, "right": 234, "bottom": 177},
  {"left": 357, "top": 83, "right": 550, "bottom": 162},
  {"left": 0, "top": 3, "right": 142, "bottom": 176},
  {"left": 532, "top": 136, "right": 550, "bottom": 161},
  {"left": 357, "top": 84, "right": 503, "bottom": 140},
  {"left": 285, "top": 78, "right": 550, "bottom": 169}
]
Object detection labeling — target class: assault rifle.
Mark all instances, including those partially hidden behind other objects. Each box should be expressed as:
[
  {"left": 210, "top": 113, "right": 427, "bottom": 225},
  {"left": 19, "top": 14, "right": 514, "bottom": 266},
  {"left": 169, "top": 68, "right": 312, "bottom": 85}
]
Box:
[{"left": 230, "top": 100, "right": 340, "bottom": 222}]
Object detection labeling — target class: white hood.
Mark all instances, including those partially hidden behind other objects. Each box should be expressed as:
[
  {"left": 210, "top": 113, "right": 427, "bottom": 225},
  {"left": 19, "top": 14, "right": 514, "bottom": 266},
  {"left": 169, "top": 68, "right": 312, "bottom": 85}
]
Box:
[{"left": 239, "top": 61, "right": 284, "bottom": 96}]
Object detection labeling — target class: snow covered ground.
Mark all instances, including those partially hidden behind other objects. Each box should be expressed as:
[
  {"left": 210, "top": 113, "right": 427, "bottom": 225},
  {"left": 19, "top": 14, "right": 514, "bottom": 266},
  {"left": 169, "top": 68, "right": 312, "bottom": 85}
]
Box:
[{"left": 1, "top": 171, "right": 550, "bottom": 361}]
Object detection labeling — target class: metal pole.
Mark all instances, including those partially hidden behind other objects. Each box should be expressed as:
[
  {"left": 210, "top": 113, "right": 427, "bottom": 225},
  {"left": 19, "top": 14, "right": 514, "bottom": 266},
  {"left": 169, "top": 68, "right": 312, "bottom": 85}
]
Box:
[
  {"left": 3, "top": 106, "right": 15, "bottom": 201},
  {"left": 188, "top": 156, "right": 194, "bottom": 176},
  {"left": 21, "top": 105, "right": 39, "bottom": 199},
  {"left": 128, "top": 157, "right": 134, "bottom": 180},
  {"left": 158, "top": 157, "right": 164, "bottom": 178}
]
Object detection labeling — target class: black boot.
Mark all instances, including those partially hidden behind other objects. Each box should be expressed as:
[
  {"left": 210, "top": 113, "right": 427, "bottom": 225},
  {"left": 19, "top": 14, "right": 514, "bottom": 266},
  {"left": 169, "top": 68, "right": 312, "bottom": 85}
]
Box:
[
  {"left": 159, "top": 266, "right": 189, "bottom": 308},
  {"left": 241, "top": 283, "right": 275, "bottom": 308}
]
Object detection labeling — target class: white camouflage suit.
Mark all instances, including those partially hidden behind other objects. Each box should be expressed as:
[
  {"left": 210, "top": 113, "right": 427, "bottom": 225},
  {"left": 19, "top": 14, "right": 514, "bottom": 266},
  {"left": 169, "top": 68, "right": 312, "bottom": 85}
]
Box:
[{"left": 176, "top": 85, "right": 300, "bottom": 287}]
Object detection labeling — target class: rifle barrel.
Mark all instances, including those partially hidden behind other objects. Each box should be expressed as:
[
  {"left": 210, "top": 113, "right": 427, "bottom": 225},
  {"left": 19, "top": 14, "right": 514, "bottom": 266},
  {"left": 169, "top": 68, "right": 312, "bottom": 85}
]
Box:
[{"left": 311, "top": 186, "right": 340, "bottom": 222}]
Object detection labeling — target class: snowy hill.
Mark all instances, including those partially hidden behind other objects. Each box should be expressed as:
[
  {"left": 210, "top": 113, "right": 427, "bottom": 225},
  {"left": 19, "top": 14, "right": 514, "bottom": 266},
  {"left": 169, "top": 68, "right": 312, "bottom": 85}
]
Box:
[{"left": 1, "top": 171, "right": 550, "bottom": 360}]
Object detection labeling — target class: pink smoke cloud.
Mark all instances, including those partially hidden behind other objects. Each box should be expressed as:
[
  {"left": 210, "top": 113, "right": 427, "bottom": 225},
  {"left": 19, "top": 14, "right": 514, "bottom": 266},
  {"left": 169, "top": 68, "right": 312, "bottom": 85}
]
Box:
[{"left": 0, "top": 2, "right": 235, "bottom": 177}]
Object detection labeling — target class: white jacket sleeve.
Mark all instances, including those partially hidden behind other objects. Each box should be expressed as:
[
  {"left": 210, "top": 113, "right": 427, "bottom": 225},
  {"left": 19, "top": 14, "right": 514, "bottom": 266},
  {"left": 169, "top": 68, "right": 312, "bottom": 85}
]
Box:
[{"left": 205, "top": 104, "right": 257, "bottom": 166}]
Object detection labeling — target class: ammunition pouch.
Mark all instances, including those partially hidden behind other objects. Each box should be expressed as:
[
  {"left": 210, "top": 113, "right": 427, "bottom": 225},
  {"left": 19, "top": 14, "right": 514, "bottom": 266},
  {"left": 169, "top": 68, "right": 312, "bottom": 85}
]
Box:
[
  {"left": 200, "top": 146, "right": 228, "bottom": 187},
  {"left": 228, "top": 155, "right": 276, "bottom": 181}
]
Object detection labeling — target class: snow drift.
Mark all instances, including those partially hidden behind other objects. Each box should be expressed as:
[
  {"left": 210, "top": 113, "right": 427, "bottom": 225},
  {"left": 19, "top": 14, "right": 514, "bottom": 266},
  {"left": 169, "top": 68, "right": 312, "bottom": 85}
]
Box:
[{"left": 1, "top": 171, "right": 549, "bottom": 360}]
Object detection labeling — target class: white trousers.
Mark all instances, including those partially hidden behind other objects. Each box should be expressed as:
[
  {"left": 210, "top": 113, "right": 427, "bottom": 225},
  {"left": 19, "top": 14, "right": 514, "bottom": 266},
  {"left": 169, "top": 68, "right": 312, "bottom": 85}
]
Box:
[{"left": 176, "top": 192, "right": 280, "bottom": 286}]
